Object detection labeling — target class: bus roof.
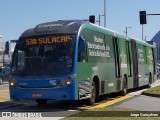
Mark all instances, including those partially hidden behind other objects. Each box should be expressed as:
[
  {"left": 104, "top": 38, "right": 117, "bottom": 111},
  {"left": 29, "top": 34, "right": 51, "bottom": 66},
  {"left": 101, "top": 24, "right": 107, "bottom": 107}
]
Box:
[
  {"left": 20, "top": 20, "right": 86, "bottom": 37},
  {"left": 80, "top": 22, "right": 129, "bottom": 40},
  {"left": 80, "top": 23, "right": 154, "bottom": 47},
  {"left": 19, "top": 20, "right": 154, "bottom": 48}
]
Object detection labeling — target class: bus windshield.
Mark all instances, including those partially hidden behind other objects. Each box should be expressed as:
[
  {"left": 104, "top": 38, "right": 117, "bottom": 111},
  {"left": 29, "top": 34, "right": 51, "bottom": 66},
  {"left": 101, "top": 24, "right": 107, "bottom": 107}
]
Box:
[{"left": 11, "top": 34, "right": 76, "bottom": 75}]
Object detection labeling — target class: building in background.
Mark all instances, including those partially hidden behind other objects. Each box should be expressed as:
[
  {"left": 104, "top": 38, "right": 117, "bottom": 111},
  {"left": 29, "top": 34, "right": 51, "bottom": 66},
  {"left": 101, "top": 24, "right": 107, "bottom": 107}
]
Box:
[
  {"left": 0, "top": 42, "right": 12, "bottom": 67},
  {"left": 151, "top": 31, "right": 160, "bottom": 64},
  {"left": 0, "top": 41, "right": 15, "bottom": 84}
]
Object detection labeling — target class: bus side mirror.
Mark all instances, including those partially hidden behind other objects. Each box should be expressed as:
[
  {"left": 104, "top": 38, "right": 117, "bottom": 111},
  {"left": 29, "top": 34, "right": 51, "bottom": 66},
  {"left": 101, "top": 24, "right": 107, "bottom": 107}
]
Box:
[{"left": 5, "top": 41, "right": 10, "bottom": 54}]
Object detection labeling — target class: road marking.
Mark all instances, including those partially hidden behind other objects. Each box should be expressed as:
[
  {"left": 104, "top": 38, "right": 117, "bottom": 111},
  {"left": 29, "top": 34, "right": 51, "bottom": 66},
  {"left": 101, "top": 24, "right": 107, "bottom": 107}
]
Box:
[
  {"left": 0, "top": 90, "right": 10, "bottom": 102},
  {"left": 0, "top": 90, "right": 9, "bottom": 92},
  {"left": 68, "top": 110, "right": 78, "bottom": 111},
  {"left": 0, "top": 100, "right": 7, "bottom": 102},
  {"left": 0, "top": 96, "right": 9, "bottom": 98},
  {"left": 80, "top": 95, "right": 133, "bottom": 110}
]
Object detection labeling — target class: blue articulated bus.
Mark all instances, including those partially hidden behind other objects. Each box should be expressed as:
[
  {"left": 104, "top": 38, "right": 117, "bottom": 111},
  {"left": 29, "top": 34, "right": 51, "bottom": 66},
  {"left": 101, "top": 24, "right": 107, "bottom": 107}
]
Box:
[{"left": 9, "top": 20, "right": 156, "bottom": 105}]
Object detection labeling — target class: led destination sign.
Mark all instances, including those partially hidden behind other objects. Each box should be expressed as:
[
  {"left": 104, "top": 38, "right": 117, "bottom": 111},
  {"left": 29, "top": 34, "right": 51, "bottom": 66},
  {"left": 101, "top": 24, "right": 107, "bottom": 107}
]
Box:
[{"left": 26, "top": 35, "right": 71, "bottom": 45}]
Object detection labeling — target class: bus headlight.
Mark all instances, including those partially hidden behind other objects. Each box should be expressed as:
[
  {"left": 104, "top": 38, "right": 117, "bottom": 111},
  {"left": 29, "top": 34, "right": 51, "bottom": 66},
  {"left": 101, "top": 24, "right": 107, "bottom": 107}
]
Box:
[
  {"left": 66, "top": 80, "right": 71, "bottom": 86},
  {"left": 60, "top": 80, "right": 72, "bottom": 87},
  {"left": 10, "top": 81, "right": 15, "bottom": 87},
  {"left": 10, "top": 79, "right": 16, "bottom": 87}
]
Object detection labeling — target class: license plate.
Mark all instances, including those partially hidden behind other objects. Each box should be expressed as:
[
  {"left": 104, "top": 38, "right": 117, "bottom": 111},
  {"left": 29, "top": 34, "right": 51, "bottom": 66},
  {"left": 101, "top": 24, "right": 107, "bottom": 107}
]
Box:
[{"left": 32, "top": 93, "right": 43, "bottom": 98}]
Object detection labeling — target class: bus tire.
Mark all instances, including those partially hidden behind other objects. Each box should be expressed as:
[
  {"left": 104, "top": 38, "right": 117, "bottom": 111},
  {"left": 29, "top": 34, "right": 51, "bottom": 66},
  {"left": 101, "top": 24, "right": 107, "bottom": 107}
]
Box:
[
  {"left": 86, "top": 81, "right": 96, "bottom": 105},
  {"left": 0, "top": 77, "right": 3, "bottom": 85},
  {"left": 121, "top": 76, "right": 127, "bottom": 96},
  {"left": 36, "top": 99, "right": 47, "bottom": 105},
  {"left": 147, "top": 73, "right": 152, "bottom": 88}
]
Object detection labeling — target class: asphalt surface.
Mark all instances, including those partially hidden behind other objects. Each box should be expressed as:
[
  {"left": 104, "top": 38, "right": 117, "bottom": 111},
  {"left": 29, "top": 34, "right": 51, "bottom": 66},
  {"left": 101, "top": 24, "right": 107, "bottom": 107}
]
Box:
[
  {"left": 111, "top": 95, "right": 160, "bottom": 111},
  {"left": 0, "top": 82, "right": 9, "bottom": 90},
  {"left": 0, "top": 80, "right": 160, "bottom": 120},
  {"left": 109, "top": 80, "right": 160, "bottom": 111},
  {"left": 0, "top": 82, "right": 9, "bottom": 101}
]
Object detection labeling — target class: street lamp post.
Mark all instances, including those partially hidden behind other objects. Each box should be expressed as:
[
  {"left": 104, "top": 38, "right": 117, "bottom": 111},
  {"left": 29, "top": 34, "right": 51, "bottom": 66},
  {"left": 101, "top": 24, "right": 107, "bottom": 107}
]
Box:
[
  {"left": 104, "top": 0, "right": 106, "bottom": 27},
  {"left": 97, "top": 14, "right": 104, "bottom": 26},
  {"left": 0, "top": 35, "right": 4, "bottom": 66},
  {"left": 96, "top": 15, "right": 101, "bottom": 26},
  {"left": 144, "top": 36, "right": 149, "bottom": 41},
  {"left": 125, "top": 27, "right": 132, "bottom": 36}
]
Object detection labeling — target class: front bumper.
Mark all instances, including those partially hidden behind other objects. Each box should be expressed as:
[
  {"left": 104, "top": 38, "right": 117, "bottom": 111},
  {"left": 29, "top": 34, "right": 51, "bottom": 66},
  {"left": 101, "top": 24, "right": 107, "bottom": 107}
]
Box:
[{"left": 10, "top": 80, "right": 77, "bottom": 101}]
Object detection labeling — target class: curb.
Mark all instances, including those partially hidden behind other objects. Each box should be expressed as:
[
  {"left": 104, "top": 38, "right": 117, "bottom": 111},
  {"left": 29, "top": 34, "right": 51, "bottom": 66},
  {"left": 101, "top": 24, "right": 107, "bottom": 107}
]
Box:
[
  {"left": 141, "top": 80, "right": 160, "bottom": 97},
  {"left": 142, "top": 92, "right": 160, "bottom": 97},
  {"left": 84, "top": 95, "right": 133, "bottom": 110}
]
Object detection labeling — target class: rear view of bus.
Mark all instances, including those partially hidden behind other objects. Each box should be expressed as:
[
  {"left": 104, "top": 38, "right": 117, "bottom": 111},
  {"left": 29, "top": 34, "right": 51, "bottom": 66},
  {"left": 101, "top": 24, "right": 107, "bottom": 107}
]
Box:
[{"left": 10, "top": 21, "right": 83, "bottom": 104}]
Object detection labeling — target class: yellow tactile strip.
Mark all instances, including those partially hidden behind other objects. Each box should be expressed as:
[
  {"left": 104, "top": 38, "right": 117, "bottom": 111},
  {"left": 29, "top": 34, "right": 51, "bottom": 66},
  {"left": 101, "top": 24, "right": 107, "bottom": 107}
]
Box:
[{"left": 80, "top": 95, "right": 133, "bottom": 110}]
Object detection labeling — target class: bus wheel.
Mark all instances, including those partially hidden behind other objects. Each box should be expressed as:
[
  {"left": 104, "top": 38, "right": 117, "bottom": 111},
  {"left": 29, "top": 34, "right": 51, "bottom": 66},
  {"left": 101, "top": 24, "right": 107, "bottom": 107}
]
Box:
[
  {"left": 36, "top": 99, "right": 47, "bottom": 105},
  {"left": 86, "top": 81, "right": 96, "bottom": 105},
  {"left": 0, "top": 77, "right": 3, "bottom": 85},
  {"left": 147, "top": 74, "right": 152, "bottom": 88},
  {"left": 121, "top": 77, "right": 127, "bottom": 96}
]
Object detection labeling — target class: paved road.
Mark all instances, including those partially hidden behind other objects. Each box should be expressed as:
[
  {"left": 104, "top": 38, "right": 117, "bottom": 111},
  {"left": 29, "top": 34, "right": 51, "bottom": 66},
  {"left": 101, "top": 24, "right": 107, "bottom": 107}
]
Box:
[
  {"left": 0, "top": 80, "right": 160, "bottom": 119},
  {"left": 109, "top": 80, "right": 160, "bottom": 111},
  {"left": 111, "top": 95, "right": 160, "bottom": 111},
  {"left": 0, "top": 82, "right": 9, "bottom": 101},
  {"left": 0, "top": 82, "right": 9, "bottom": 90}
]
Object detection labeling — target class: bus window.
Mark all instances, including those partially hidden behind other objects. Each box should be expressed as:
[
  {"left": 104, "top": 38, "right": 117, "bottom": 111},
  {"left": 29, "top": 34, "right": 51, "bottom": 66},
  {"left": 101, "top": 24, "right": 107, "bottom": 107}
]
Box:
[
  {"left": 152, "top": 48, "right": 156, "bottom": 74},
  {"left": 113, "top": 38, "right": 120, "bottom": 77},
  {"left": 17, "top": 50, "right": 25, "bottom": 70},
  {"left": 12, "top": 34, "right": 75, "bottom": 75},
  {"left": 126, "top": 41, "right": 132, "bottom": 77},
  {"left": 78, "top": 37, "right": 87, "bottom": 62}
]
